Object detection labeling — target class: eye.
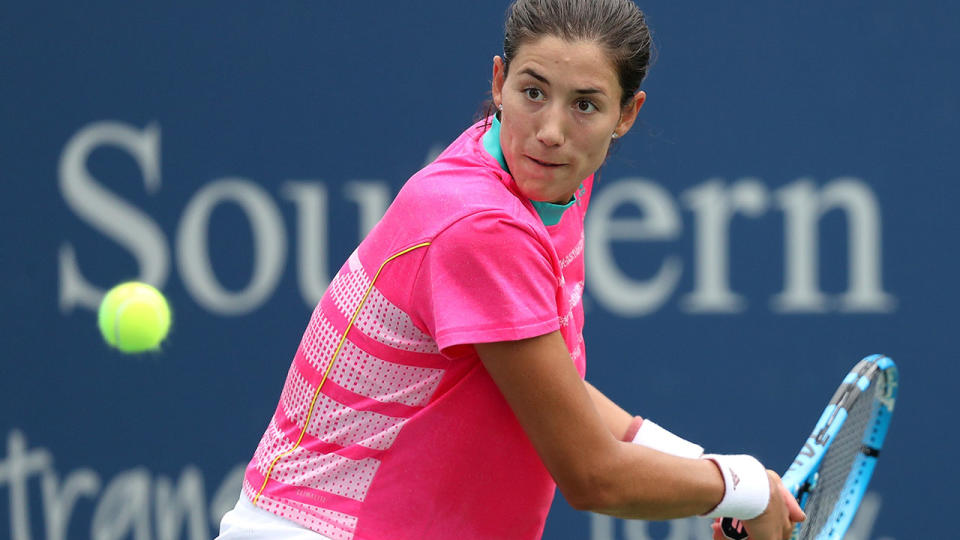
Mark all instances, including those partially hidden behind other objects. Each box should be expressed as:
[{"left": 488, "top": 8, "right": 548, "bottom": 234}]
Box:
[
  {"left": 523, "top": 88, "right": 546, "bottom": 102},
  {"left": 575, "top": 98, "right": 598, "bottom": 114}
]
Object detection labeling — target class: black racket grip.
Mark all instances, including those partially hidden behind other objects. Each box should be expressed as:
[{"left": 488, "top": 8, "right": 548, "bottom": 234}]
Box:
[{"left": 720, "top": 517, "right": 749, "bottom": 540}]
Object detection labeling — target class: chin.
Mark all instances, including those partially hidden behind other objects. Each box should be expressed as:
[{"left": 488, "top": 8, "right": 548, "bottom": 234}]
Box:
[
  {"left": 515, "top": 181, "right": 551, "bottom": 203},
  {"left": 521, "top": 182, "right": 572, "bottom": 204}
]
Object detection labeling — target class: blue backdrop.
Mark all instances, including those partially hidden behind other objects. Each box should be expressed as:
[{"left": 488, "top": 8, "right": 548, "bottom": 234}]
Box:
[{"left": 2, "top": 2, "right": 957, "bottom": 539}]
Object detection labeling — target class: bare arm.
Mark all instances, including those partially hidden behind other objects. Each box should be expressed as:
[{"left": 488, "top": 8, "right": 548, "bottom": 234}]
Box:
[
  {"left": 476, "top": 331, "right": 724, "bottom": 519},
  {"left": 584, "top": 380, "right": 634, "bottom": 440}
]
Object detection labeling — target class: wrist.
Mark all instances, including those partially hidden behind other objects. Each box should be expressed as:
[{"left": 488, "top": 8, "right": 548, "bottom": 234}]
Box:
[
  {"left": 700, "top": 454, "right": 770, "bottom": 520},
  {"left": 626, "top": 417, "right": 705, "bottom": 459}
]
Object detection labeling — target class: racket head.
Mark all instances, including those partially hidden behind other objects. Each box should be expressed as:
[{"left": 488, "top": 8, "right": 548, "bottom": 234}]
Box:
[
  {"left": 787, "top": 354, "right": 897, "bottom": 539},
  {"left": 720, "top": 354, "right": 898, "bottom": 540}
]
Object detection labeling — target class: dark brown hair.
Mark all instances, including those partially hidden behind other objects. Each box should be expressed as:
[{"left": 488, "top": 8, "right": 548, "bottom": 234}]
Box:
[{"left": 503, "top": 0, "right": 654, "bottom": 107}]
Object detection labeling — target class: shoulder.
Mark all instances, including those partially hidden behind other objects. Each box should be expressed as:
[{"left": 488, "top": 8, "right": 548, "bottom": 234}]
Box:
[
  {"left": 429, "top": 207, "right": 548, "bottom": 256},
  {"left": 390, "top": 127, "right": 541, "bottom": 240}
]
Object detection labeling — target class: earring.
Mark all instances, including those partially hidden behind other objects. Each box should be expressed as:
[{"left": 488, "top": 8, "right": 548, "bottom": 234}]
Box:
[
  {"left": 611, "top": 132, "right": 619, "bottom": 139},
  {"left": 498, "top": 104, "right": 503, "bottom": 111}
]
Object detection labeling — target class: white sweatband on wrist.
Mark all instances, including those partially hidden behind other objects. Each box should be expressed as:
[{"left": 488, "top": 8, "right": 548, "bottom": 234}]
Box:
[
  {"left": 629, "top": 419, "right": 704, "bottom": 459},
  {"left": 701, "top": 454, "right": 770, "bottom": 520}
]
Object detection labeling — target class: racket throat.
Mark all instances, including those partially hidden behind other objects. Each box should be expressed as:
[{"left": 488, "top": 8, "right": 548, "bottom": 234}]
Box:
[{"left": 796, "top": 471, "right": 820, "bottom": 510}]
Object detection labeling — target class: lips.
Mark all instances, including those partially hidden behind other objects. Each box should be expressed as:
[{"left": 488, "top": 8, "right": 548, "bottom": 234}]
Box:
[{"left": 526, "top": 155, "right": 565, "bottom": 168}]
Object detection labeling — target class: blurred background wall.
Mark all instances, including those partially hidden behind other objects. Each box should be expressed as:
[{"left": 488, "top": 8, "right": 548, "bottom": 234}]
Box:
[{"left": 2, "top": 2, "right": 957, "bottom": 538}]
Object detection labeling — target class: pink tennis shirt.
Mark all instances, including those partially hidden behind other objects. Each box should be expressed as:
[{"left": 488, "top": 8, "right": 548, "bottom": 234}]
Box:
[{"left": 244, "top": 118, "right": 591, "bottom": 539}]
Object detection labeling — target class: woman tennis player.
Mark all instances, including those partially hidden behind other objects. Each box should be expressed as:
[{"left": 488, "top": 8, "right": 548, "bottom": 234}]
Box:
[{"left": 217, "top": 0, "right": 805, "bottom": 538}]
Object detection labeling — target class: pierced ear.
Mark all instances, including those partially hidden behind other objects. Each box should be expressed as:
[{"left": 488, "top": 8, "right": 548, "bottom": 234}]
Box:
[
  {"left": 616, "top": 90, "right": 646, "bottom": 136},
  {"left": 491, "top": 56, "right": 506, "bottom": 108}
]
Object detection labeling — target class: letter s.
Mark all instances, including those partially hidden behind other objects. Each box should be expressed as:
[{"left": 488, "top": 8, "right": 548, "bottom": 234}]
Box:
[{"left": 58, "top": 121, "right": 169, "bottom": 313}]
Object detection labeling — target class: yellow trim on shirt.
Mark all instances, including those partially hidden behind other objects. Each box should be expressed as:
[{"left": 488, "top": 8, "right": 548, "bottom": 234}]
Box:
[{"left": 254, "top": 242, "right": 432, "bottom": 506}]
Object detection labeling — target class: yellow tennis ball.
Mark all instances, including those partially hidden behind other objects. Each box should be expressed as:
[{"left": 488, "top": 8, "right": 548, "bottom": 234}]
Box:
[{"left": 98, "top": 282, "right": 171, "bottom": 353}]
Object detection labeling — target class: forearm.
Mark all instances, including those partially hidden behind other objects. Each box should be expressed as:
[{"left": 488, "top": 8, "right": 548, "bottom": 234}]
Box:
[
  {"left": 586, "top": 381, "right": 705, "bottom": 459},
  {"left": 580, "top": 382, "right": 725, "bottom": 518},
  {"left": 584, "top": 380, "right": 634, "bottom": 440},
  {"left": 584, "top": 443, "right": 725, "bottom": 520},
  {"left": 479, "top": 335, "right": 726, "bottom": 520}
]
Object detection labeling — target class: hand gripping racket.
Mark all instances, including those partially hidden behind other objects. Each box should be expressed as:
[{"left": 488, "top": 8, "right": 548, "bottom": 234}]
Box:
[{"left": 721, "top": 354, "right": 898, "bottom": 539}]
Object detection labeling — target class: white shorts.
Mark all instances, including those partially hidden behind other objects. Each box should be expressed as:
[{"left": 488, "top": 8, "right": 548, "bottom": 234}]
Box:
[{"left": 215, "top": 493, "right": 333, "bottom": 540}]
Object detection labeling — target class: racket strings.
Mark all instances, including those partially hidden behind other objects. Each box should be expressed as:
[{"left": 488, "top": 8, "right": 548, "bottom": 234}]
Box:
[{"left": 796, "top": 375, "right": 881, "bottom": 539}]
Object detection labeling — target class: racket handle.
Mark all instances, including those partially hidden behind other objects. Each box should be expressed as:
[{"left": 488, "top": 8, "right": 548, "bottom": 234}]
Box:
[{"left": 720, "top": 517, "right": 749, "bottom": 540}]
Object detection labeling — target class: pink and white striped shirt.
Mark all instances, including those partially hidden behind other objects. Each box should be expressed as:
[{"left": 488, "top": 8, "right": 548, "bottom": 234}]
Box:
[{"left": 244, "top": 119, "right": 590, "bottom": 539}]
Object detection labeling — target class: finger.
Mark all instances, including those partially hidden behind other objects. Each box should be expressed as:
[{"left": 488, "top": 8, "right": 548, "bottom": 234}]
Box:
[
  {"left": 711, "top": 521, "right": 725, "bottom": 540},
  {"left": 778, "top": 482, "right": 806, "bottom": 523}
]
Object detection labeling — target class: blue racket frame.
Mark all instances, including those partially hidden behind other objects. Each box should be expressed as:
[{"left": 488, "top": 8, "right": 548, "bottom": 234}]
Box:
[{"left": 722, "top": 354, "right": 898, "bottom": 540}]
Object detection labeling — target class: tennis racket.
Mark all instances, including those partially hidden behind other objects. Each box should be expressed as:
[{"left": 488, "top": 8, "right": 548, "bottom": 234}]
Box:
[{"left": 720, "top": 354, "right": 898, "bottom": 540}]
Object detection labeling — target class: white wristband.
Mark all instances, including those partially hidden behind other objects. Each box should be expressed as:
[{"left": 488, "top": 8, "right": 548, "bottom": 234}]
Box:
[
  {"left": 701, "top": 454, "right": 770, "bottom": 520},
  {"left": 630, "top": 420, "right": 704, "bottom": 459}
]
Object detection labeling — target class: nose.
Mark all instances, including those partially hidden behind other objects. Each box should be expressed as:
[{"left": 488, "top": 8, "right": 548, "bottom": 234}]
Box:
[{"left": 536, "top": 105, "right": 565, "bottom": 147}]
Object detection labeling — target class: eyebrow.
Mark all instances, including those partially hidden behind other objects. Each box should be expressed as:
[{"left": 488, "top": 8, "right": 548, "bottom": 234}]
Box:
[{"left": 517, "top": 67, "right": 606, "bottom": 96}]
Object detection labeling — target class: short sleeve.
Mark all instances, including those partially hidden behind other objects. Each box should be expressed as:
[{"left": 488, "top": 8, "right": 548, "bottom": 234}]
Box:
[{"left": 414, "top": 210, "right": 561, "bottom": 353}]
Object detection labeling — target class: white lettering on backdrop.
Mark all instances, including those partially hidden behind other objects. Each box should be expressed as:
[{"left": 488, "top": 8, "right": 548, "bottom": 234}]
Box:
[
  {"left": 0, "top": 430, "right": 244, "bottom": 540},
  {"left": 0, "top": 430, "right": 894, "bottom": 540},
  {"left": 58, "top": 121, "right": 896, "bottom": 316}
]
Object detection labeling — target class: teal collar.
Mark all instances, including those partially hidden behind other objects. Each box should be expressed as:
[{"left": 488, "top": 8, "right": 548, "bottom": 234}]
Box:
[
  {"left": 529, "top": 198, "right": 576, "bottom": 226},
  {"left": 482, "top": 115, "right": 577, "bottom": 226},
  {"left": 481, "top": 114, "right": 509, "bottom": 171}
]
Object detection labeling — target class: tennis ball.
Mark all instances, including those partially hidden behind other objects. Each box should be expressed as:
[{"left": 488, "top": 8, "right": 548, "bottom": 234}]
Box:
[{"left": 98, "top": 282, "right": 171, "bottom": 353}]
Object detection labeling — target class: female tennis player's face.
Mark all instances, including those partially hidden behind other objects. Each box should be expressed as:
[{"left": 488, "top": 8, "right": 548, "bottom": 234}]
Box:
[{"left": 492, "top": 36, "right": 645, "bottom": 204}]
